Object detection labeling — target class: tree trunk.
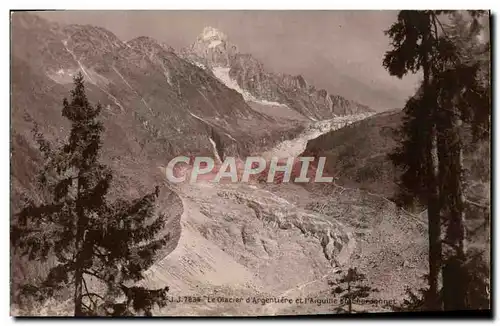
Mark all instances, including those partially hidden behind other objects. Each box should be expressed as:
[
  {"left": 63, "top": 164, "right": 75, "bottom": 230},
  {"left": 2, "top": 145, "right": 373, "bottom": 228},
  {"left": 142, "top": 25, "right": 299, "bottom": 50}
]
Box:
[
  {"left": 73, "top": 180, "right": 85, "bottom": 316},
  {"left": 73, "top": 258, "right": 84, "bottom": 316},
  {"left": 422, "top": 39, "right": 442, "bottom": 310},
  {"left": 442, "top": 110, "right": 468, "bottom": 310},
  {"left": 427, "top": 123, "right": 442, "bottom": 310},
  {"left": 348, "top": 281, "right": 352, "bottom": 314}
]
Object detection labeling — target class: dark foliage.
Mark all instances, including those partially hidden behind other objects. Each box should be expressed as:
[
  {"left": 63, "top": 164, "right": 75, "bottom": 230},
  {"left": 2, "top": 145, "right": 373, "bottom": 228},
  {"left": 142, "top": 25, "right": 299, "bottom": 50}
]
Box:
[
  {"left": 12, "top": 72, "right": 171, "bottom": 316},
  {"left": 384, "top": 10, "right": 490, "bottom": 311},
  {"left": 392, "top": 248, "right": 490, "bottom": 311},
  {"left": 328, "top": 267, "right": 378, "bottom": 314}
]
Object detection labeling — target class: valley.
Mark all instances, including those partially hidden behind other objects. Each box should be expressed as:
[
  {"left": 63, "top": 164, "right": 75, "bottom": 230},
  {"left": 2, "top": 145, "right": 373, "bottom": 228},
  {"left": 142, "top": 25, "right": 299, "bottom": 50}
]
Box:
[
  {"left": 131, "top": 115, "right": 428, "bottom": 316},
  {"left": 11, "top": 107, "right": 429, "bottom": 316},
  {"left": 10, "top": 11, "right": 490, "bottom": 317}
]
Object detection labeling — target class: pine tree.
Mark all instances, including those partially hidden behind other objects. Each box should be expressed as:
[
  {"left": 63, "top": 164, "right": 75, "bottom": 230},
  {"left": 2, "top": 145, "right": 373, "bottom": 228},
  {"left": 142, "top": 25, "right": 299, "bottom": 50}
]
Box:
[
  {"left": 385, "top": 10, "right": 490, "bottom": 310},
  {"left": 328, "top": 267, "right": 378, "bottom": 314},
  {"left": 431, "top": 10, "right": 490, "bottom": 310},
  {"left": 389, "top": 91, "right": 430, "bottom": 210},
  {"left": 12, "top": 72, "right": 170, "bottom": 316},
  {"left": 383, "top": 10, "right": 446, "bottom": 310}
]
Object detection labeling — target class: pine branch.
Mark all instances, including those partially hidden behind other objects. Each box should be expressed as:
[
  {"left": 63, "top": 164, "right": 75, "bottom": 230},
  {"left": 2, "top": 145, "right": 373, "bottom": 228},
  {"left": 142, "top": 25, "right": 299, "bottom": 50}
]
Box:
[
  {"left": 431, "top": 12, "right": 449, "bottom": 38},
  {"left": 121, "top": 234, "right": 170, "bottom": 281},
  {"left": 82, "top": 276, "right": 96, "bottom": 309},
  {"left": 92, "top": 245, "right": 109, "bottom": 260},
  {"left": 83, "top": 269, "right": 107, "bottom": 282},
  {"left": 82, "top": 292, "right": 105, "bottom": 301},
  {"left": 42, "top": 262, "right": 73, "bottom": 291},
  {"left": 12, "top": 225, "right": 66, "bottom": 260},
  {"left": 128, "top": 213, "right": 167, "bottom": 245},
  {"left": 81, "top": 302, "right": 92, "bottom": 314},
  {"left": 15, "top": 201, "right": 66, "bottom": 227}
]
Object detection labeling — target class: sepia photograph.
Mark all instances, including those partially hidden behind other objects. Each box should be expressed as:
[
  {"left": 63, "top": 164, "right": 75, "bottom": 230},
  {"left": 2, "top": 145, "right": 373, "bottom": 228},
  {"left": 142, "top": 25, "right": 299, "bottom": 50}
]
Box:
[{"left": 9, "top": 9, "right": 491, "bottom": 317}]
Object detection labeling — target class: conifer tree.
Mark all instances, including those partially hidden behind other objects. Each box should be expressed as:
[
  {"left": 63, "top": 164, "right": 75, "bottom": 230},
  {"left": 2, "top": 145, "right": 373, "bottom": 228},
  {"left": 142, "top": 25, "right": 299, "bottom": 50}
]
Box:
[
  {"left": 12, "top": 72, "right": 170, "bottom": 316},
  {"left": 385, "top": 10, "right": 490, "bottom": 310},
  {"left": 431, "top": 10, "right": 490, "bottom": 310},
  {"left": 328, "top": 267, "right": 378, "bottom": 314},
  {"left": 383, "top": 10, "right": 446, "bottom": 309}
]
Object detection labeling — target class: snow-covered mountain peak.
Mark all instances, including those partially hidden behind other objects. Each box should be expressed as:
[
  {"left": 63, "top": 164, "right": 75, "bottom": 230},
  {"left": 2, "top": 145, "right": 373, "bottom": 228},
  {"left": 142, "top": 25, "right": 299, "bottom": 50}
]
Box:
[{"left": 199, "top": 26, "right": 227, "bottom": 42}]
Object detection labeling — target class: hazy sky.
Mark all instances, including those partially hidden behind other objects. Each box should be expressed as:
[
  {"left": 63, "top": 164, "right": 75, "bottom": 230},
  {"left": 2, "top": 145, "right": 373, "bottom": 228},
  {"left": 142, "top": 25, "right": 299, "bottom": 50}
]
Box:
[{"left": 36, "top": 10, "right": 422, "bottom": 110}]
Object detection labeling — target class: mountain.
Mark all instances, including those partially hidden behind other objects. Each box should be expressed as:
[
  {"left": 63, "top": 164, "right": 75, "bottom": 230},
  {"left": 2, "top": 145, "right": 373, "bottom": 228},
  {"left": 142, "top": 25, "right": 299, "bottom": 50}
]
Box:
[
  {"left": 11, "top": 12, "right": 310, "bottom": 304},
  {"left": 11, "top": 14, "right": 377, "bottom": 207},
  {"left": 11, "top": 13, "right": 380, "bottom": 316},
  {"left": 302, "top": 109, "right": 490, "bottom": 251},
  {"left": 11, "top": 12, "right": 490, "bottom": 316},
  {"left": 303, "top": 109, "right": 490, "bottom": 201},
  {"left": 303, "top": 109, "right": 403, "bottom": 197},
  {"left": 180, "top": 26, "right": 375, "bottom": 121},
  {"left": 10, "top": 13, "right": 311, "bottom": 207}
]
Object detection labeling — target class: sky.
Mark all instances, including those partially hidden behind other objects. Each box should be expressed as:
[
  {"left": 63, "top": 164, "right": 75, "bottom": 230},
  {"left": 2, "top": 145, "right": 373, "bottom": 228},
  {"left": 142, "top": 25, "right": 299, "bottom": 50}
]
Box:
[{"left": 36, "top": 10, "right": 422, "bottom": 111}]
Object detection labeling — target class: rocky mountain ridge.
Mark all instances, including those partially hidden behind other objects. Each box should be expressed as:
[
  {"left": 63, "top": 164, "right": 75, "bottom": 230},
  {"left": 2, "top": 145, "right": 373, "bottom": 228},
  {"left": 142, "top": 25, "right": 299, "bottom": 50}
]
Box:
[
  {"left": 11, "top": 13, "right": 377, "bottom": 208},
  {"left": 181, "top": 26, "right": 374, "bottom": 120},
  {"left": 11, "top": 13, "right": 309, "bottom": 209}
]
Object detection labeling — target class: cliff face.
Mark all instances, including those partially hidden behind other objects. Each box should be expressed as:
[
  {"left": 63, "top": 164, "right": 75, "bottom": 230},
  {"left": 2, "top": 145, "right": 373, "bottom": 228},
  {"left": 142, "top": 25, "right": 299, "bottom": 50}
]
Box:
[{"left": 182, "top": 26, "right": 374, "bottom": 121}]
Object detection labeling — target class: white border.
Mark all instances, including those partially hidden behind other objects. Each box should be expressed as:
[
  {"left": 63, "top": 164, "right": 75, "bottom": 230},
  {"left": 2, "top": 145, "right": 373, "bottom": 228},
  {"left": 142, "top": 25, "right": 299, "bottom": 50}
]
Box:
[{"left": 2, "top": 1, "right": 499, "bottom": 10}]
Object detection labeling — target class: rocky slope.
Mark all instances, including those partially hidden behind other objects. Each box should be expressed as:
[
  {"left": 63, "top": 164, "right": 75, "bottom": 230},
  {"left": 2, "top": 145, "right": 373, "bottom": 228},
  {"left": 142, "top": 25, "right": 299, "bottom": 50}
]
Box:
[
  {"left": 10, "top": 13, "right": 308, "bottom": 210},
  {"left": 130, "top": 116, "right": 427, "bottom": 316},
  {"left": 10, "top": 12, "right": 307, "bottom": 300},
  {"left": 303, "top": 109, "right": 403, "bottom": 197},
  {"left": 13, "top": 13, "right": 429, "bottom": 317},
  {"left": 135, "top": 115, "right": 428, "bottom": 316},
  {"left": 181, "top": 27, "right": 374, "bottom": 121},
  {"left": 303, "top": 109, "right": 490, "bottom": 204},
  {"left": 303, "top": 109, "right": 490, "bottom": 261}
]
